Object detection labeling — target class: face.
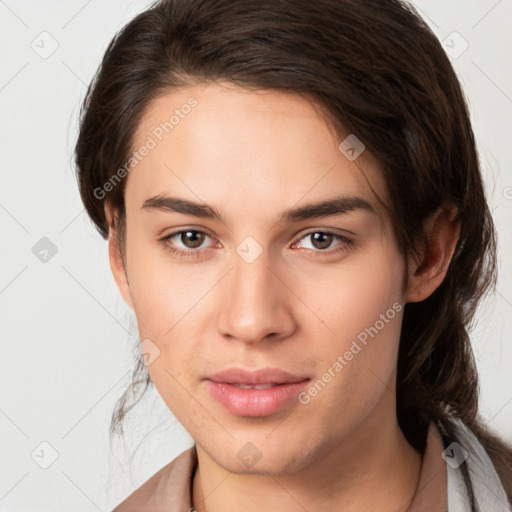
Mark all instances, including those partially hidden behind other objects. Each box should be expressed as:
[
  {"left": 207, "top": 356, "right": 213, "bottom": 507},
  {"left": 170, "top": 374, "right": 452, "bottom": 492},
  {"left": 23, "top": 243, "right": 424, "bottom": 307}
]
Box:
[{"left": 111, "top": 81, "right": 409, "bottom": 474}]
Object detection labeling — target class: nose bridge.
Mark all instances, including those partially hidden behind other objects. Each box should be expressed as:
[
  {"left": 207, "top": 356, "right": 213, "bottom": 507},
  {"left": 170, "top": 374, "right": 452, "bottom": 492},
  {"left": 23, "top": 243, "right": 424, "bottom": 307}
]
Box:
[{"left": 218, "top": 238, "right": 294, "bottom": 343}]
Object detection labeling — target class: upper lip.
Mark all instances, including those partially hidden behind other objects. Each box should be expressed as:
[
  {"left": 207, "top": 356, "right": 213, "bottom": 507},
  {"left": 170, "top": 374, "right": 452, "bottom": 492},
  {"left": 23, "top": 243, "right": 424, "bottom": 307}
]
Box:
[{"left": 205, "top": 367, "right": 310, "bottom": 385}]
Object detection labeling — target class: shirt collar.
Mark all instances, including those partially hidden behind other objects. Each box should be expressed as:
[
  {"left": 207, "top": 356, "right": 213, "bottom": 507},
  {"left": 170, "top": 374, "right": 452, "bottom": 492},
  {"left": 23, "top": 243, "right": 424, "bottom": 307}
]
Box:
[{"left": 112, "top": 419, "right": 510, "bottom": 511}]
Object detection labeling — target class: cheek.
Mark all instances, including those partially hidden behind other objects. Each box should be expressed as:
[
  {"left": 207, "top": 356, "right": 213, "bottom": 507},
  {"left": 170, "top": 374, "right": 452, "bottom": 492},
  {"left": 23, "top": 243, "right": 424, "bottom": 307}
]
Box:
[
  {"left": 313, "top": 242, "right": 404, "bottom": 350},
  {"left": 125, "top": 232, "right": 200, "bottom": 337},
  {"left": 124, "top": 244, "right": 203, "bottom": 403},
  {"left": 302, "top": 246, "right": 404, "bottom": 409}
]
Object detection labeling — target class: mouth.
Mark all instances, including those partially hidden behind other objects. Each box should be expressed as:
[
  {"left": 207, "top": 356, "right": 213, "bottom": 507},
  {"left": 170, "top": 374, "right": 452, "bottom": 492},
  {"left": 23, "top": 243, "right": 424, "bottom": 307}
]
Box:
[
  {"left": 205, "top": 367, "right": 309, "bottom": 386},
  {"left": 231, "top": 383, "right": 283, "bottom": 389},
  {"left": 204, "top": 367, "right": 311, "bottom": 417}
]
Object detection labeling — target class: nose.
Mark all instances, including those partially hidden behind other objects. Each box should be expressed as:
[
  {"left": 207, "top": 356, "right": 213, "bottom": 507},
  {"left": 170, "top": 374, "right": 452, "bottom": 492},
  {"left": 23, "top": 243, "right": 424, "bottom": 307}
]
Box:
[{"left": 216, "top": 246, "right": 296, "bottom": 345}]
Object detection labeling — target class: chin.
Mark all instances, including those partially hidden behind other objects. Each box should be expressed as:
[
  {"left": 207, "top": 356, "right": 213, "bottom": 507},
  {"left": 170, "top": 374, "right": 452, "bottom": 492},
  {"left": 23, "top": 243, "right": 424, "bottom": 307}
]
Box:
[{"left": 200, "top": 433, "right": 322, "bottom": 476}]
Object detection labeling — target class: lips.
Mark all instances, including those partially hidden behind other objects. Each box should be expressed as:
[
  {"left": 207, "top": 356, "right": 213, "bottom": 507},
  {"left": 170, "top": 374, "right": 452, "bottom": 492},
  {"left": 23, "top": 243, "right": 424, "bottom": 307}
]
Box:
[
  {"left": 205, "top": 367, "right": 309, "bottom": 386},
  {"left": 204, "top": 367, "right": 310, "bottom": 417}
]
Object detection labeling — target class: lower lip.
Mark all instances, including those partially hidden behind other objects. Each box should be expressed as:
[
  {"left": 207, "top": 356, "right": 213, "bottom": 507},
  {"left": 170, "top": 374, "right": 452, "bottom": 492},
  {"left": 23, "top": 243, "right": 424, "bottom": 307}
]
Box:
[{"left": 205, "top": 379, "right": 310, "bottom": 417}]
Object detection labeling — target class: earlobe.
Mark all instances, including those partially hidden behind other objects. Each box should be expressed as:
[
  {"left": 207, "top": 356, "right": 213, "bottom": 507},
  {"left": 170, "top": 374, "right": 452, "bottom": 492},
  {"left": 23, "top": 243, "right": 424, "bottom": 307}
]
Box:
[
  {"left": 404, "top": 203, "right": 461, "bottom": 303},
  {"left": 105, "top": 205, "right": 134, "bottom": 311}
]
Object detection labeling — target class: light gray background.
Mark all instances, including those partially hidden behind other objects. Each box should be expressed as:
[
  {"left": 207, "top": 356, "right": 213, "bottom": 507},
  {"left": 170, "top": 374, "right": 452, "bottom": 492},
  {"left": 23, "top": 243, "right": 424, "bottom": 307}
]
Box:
[{"left": 1, "top": 0, "right": 511, "bottom": 510}]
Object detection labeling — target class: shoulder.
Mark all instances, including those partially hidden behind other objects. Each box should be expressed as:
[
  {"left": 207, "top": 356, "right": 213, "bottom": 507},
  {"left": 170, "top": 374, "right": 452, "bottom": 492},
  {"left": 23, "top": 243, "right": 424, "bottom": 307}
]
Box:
[
  {"left": 446, "top": 418, "right": 512, "bottom": 511},
  {"left": 112, "top": 446, "right": 198, "bottom": 512}
]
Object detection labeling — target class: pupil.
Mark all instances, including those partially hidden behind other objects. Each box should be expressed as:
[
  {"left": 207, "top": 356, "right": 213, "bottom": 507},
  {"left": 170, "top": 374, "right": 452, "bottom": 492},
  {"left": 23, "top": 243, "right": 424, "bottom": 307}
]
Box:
[
  {"left": 312, "top": 232, "right": 331, "bottom": 249},
  {"left": 183, "top": 231, "right": 203, "bottom": 248}
]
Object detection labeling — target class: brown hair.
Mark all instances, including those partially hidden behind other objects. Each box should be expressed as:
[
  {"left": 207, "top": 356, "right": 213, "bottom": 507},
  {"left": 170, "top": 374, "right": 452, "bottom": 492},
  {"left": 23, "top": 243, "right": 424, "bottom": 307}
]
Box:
[{"left": 74, "top": 0, "right": 512, "bottom": 506}]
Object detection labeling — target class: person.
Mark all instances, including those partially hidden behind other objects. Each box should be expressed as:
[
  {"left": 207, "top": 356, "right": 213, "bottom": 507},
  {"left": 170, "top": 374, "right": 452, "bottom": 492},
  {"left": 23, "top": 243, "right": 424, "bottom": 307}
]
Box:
[{"left": 74, "top": 0, "right": 512, "bottom": 510}]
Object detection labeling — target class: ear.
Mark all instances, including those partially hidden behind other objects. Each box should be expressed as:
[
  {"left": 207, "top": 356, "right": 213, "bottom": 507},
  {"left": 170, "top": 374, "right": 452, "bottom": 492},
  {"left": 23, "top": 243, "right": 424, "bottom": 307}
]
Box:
[
  {"left": 404, "top": 202, "right": 461, "bottom": 303},
  {"left": 105, "top": 204, "right": 134, "bottom": 311}
]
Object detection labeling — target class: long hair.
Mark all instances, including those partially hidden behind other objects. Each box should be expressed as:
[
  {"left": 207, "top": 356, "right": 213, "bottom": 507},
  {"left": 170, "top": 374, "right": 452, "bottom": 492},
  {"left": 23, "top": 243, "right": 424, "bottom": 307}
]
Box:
[{"left": 74, "top": 0, "right": 512, "bottom": 507}]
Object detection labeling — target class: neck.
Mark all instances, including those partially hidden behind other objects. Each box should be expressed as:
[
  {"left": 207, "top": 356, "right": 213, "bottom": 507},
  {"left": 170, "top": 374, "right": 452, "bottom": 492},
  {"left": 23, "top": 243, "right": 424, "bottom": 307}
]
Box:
[{"left": 192, "top": 409, "right": 422, "bottom": 512}]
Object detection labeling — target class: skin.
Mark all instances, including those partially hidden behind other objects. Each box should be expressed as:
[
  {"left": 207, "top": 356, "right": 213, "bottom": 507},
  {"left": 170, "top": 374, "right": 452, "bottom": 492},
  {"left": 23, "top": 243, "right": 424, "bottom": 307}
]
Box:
[{"left": 106, "top": 81, "right": 460, "bottom": 511}]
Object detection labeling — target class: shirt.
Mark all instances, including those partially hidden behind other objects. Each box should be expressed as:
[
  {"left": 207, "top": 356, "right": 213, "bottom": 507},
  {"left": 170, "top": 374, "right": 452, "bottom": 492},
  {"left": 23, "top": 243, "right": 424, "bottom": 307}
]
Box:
[{"left": 112, "top": 418, "right": 511, "bottom": 511}]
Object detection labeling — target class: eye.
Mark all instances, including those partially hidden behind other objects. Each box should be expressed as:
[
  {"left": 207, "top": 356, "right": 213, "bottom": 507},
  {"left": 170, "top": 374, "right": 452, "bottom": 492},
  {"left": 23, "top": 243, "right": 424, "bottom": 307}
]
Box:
[
  {"left": 292, "top": 230, "right": 353, "bottom": 256},
  {"left": 159, "top": 229, "right": 353, "bottom": 258},
  {"left": 160, "top": 229, "right": 215, "bottom": 258}
]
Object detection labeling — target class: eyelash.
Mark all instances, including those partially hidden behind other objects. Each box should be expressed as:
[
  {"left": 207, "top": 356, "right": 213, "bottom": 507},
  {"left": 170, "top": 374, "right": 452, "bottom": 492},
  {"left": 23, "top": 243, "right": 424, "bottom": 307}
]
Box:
[{"left": 159, "top": 229, "right": 354, "bottom": 258}]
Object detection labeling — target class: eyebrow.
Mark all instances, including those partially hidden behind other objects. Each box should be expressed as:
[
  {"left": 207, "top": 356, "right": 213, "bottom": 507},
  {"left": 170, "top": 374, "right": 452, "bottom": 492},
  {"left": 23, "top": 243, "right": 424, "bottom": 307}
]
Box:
[{"left": 141, "top": 194, "right": 376, "bottom": 224}]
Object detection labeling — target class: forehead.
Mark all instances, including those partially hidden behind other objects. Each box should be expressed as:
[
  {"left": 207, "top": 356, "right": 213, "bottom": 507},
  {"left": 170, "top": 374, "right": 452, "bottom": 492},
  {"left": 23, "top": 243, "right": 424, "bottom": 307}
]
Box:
[{"left": 126, "top": 82, "right": 388, "bottom": 221}]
